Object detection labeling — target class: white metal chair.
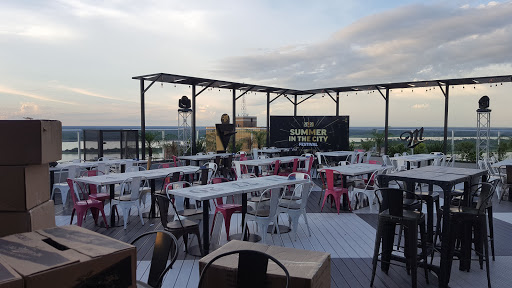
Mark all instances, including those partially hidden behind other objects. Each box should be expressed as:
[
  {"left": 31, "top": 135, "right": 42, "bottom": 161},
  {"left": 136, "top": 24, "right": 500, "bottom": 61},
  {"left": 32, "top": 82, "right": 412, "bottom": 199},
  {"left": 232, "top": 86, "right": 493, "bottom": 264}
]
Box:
[
  {"left": 356, "top": 151, "right": 365, "bottom": 163},
  {"left": 363, "top": 151, "right": 372, "bottom": 163},
  {"left": 51, "top": 165, "right": 79, "bottom": 207},
  {"left": 352, "top": 169, "right": 381, "bottom": 212},
  {"left": 277, "top": 174, "right": 312, "bottom": 241},
  {"left": 111, "top": 176, "right": 147, "bottom": 229},
  {"left": 242, "top": 188, "right": 279, "bottom": 244},
  {"left": 125, "top": 166, "right": 146, "bottom": 172}
]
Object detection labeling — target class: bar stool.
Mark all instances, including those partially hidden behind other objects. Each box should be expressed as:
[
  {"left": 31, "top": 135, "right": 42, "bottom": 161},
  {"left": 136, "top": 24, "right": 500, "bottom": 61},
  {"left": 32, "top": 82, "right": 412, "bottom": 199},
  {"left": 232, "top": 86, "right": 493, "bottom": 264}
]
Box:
[{"left": 370, "top": 188, "right": 429, "bottom": 288}]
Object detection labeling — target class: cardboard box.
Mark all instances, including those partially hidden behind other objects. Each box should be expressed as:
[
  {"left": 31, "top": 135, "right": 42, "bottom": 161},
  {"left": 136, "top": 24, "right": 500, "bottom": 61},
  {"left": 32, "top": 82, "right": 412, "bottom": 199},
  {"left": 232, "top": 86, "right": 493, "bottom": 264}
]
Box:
[
  {"left": 0, "top": 120, "right": 62, "bottom": 165},
  {"left": 0, "top": 257, "right": 23, "bottom": 288},
  {"left": 0, "top": 164, "right": 50, "bottom": 211},
  {"left": 199, "top": 240, "right": 330, "bottom": 288},
  {"left": 0, "top": 225, "right": 136, "bottom": 288},
  {"left": 0, "top": 200, "right": 55, "bottom": 237}
]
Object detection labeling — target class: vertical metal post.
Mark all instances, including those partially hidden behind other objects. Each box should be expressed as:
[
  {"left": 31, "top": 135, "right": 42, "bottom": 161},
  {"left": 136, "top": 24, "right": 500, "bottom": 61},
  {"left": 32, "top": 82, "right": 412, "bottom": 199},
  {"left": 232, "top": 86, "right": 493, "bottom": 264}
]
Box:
[
  {"left": 266, "top": 92, "right": 270, "bottom": 146},
  {"left": 336, "top": 92, "right": 340, "bottom": 116},
  {"left": 77, "top": 131, "right": 81, "bottom": 160},
  {"left": 232, "top": 88, "right": 236, "bottom": 152},
  {"left": 443, "top": 84, "right": 450, "bottom": 154},
  {"left": 191, "top": 84, "right": 196, "bottom": 155},
  {"left": 384, "top": 88, "right": 390, "bottom": 155},
  {"left": 451, "top": 130, "right": 454, "bottom": 156},
  {"left": 140, "top": 79, "right": 146, "bottom": 160},
  {"left": 294, "top": 95, "right": 297, "bottom": 116}
]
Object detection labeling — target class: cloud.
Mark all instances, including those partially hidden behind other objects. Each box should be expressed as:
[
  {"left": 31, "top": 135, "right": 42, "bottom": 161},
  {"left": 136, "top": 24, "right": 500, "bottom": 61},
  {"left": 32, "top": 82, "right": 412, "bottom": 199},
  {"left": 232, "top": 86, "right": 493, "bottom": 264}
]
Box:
[
  {"left": 412, "top": 103, "right": 430, "bottom": 109},
  {"left": 215, "top": 2, "right": 512, "bottom": 89},
  {"left": 53, "top": 85, "right": 138, "bottom": 103},
  {"left": 0, "top": 85, "right": 77, "bottom": 105}
]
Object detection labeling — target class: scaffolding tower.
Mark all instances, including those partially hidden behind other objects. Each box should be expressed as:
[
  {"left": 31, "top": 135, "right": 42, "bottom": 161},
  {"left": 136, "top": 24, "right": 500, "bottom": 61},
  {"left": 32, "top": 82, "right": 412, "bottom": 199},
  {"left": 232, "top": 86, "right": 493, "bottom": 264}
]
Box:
[
  {"left": 178, "top": 108, "right": 192, "bottom": 155},
  {"left": 476, "top": 109, "right": 491, "bottom": 165}
]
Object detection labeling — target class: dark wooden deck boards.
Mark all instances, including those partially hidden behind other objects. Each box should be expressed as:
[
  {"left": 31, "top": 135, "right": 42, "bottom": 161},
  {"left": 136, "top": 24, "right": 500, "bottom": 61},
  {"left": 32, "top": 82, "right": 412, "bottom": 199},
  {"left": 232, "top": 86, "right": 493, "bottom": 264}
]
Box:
[{"left": 52, "top": 178, "right": 512, "bottom": 288}]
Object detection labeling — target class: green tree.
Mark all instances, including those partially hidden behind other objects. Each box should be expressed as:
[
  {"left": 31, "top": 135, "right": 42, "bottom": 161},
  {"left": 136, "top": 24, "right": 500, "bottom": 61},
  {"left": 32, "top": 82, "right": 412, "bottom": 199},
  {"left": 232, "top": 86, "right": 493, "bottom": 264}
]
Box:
[
  {"left": 143, "top": 131, "right": 160, "bottom": 158},
  {"left": 360, "top": 138, "right": 374, "bottom": 152},
  {"left": 251, "top": 130, "right": 267, "bottom": 149},
  {"left": 371, "top": 129, "right": 385, "bottom": 156},
  {"left": 497, "top": 137, "right": 510, "bottom": 161},
  {"left": 455, "top": 141, "right": 477, "bottom": 162},
  {"left": 413, "top": 142, "right": 427, "bottom": 154}
]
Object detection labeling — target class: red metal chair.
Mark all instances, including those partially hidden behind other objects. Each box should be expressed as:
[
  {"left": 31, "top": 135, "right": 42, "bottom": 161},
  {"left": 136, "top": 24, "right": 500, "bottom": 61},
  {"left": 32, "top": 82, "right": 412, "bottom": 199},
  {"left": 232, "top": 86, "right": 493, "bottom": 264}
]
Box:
[
  {"left": 158, "top": 163, "right": 171, "bottom": 169},
  {"left": 209, "top": 177, "right": 242, "bottom": 240},
  {"left": 278, "top": 158, "right": 298, "bottom": 177},
  {"left": 82, "top": 170, "right": 119, "bottom": 219},
  {"left": 261, "top": 160, "right": 281, "bottom": 176},
  {"left": 297, "top": 156, "right": 315, "bottom": 177},
  {"left": 67, "top": 178, "right": 109, "bottom": 228},
  {"left": 321, "top": 169, "right": 352, "bottom": 214}
]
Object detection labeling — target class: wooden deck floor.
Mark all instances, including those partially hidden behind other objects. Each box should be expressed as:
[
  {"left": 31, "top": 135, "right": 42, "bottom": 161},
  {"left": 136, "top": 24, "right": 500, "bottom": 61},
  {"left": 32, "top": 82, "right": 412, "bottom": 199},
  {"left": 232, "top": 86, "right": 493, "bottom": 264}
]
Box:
[{"left": 54, "top": 177, "right": 512, "bottom": 288}]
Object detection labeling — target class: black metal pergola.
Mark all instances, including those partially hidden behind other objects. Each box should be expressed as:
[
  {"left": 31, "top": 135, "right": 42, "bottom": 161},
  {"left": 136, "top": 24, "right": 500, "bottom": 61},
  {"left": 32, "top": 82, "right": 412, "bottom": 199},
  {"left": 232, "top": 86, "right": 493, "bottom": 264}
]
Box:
[{"left": 133, "top": 73, "right": 512, "bottom": 159}]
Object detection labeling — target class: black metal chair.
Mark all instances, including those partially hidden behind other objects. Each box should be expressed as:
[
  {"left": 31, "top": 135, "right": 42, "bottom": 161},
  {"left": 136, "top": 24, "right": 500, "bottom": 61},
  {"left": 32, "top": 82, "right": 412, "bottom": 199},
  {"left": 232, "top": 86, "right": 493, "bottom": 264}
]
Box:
[
  {"left": 198, "top": 249, "right": 290, "bottom": 288},
  {"left": 155, "top": 192, "right": 204, "bottom": 256},
  {"left": 131, "top": 230, "right": 179, "bottom": 288},
  {"left": 432, "top": 181, "right": 496, "bottom": 288},
  {"left": 370, "top": 188, "right": 429, "bottom": 288}
]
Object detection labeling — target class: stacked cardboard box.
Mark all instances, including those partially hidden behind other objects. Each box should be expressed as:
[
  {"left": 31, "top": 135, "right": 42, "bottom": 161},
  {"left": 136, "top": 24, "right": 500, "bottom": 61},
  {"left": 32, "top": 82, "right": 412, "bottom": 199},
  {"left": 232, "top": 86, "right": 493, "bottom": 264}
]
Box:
[
  {"left": 0, "top": 225, "right": 137, "bottom": 288},
  {"left": 0, "top": 120, "right": 62, "bottom": 237}
]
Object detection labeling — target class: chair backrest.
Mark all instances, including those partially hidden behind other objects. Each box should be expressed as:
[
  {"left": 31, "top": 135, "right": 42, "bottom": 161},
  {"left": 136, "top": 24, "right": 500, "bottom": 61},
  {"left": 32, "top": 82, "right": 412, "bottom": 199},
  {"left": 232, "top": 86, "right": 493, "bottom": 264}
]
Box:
[
  {"left": 338, "top": 161, "right": 350, "bottom": 166},
  {"left": 197, "top": 152, "right": 205, "bottom": 155},
  {"left": 172, "top": 155, "right": 180, "bottom": 167},
  {"left": 303, "top": 156, "right": 314, "bottom": 174},
  {"left": 324, "top": 169, "right": 343, "bottom": 190},
  {"left": 195, "top": 167, "right": 211, "bottom": 185},
  {"left": 223, "top": 155, "right": 233, "bottom": 170},
  {"left": 469, "top": 181, "right": 497, "bottom": 212},
  {"left": 375, "top": 188, "right": 423, "bottom": 217},
  {"left": 291, "top": 158, "right": 299, "bottom": 173},
  {"left": 81, "top": 170, "right": 105, "bottom": 195},
  {"left": 67, "top": 178, "right": 80, "bottom": 204},
  {"left": 207, "top": 162, "right": 217, "bottom": 179},
  {"left": 382, "top": 155, "right": 392, "bottom": 166},
  {"left": 163, "top": 181, "right": 193, "bottom": 222},
  {"left": 119, "top": 177, "right": 145, "bottom": 201},
  {"left": 478, "top": 160, "right": 487, "bottom": 170},
  {"left": 158, "top": 163, "right": 171, "bottom": 169},
  {"left": 272, "top": 160, "right": 281, "bottom": 175},
  {"left": 59, "top": 165, "right": 79, "bottom": 183},
  {"left": 126, "top": 166, "right": 146, "bottom": 172},
  {"left": 258, "top": 155, "right": 268, "bottom": 159},
  {"left": 131, "top": 231, "right": 179, "bottom": 288},
  {"left": 356, "top": 152, "right": 365, "bottom": 163},
  {"left": 210, "top": 177, "right": 230, "bottom": 205},
  {"left": 254, "top": 188, "right": 279, "bottom": 219},
  {"left": 207, "top": 152, "right": 215, "bottom": 155},
  {"left": 198, "top": 249, "right": 290, "bottom": 288}
]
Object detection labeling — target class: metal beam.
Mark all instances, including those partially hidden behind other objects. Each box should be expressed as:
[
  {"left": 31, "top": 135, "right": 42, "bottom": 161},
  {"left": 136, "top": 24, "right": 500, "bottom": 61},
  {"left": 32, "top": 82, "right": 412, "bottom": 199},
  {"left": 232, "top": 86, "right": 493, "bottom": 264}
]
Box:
[
  {"left": 294, "top": 95, "right": 297, "bottom": 116},
  {"left": 283, "top": 94, "right": 295, "bottom": 105},
  {"left": 297, "top": 93, "right": 316, "bottom": 105},
  {"left": 195, "top": 81, "right": 215, "bottom": 97},
  {"left": 143, "top": 74, "right": 162, "bottom": 93},
  {"left": 324, "top": 90, "right": 336, "bottom": 102},
  {"left": 235, "top": 85, "right": 255, "bottom": 100},
  {"left": 336, "top": 92, "right": 339, "bottom": 116},
  {"left": 140, "top": 79, "right": 146, "bottom": 160},
  {"left": 232, "top": 88, "right": 236, "bottom": 152},
  {"left": 191, "top": 84, "right": 196, "bottom": 155},
  {"left": 443, "top": 84, "right": 450, "bottom": 154},
  {"left": 375, "top": 86, "right": 386, "bottom": 101},
  {"left": 384, "top": 88, "right": 390, "bottom": 155},
  {"left": 270, "top": 90, "right": 289, "bottom": 103},
  {"left": 266, "top": 92, "right": 270, "bottom": 146}
]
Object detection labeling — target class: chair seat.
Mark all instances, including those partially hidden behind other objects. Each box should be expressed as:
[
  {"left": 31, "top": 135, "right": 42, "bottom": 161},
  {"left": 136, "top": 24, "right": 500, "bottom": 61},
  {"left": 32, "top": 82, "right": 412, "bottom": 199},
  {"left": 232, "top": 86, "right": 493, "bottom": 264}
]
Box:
[
  {"left": 116, "top": 194, "right": 136, "bottom": 201},
  {"left": 278, "top": 202, "right": 301, "bottom": 210},
  {"left": 249, "top": 196, "right": 270, "bottom": 202},
  {"left": 380, "top": 209, "right": 424, "bottom": 221},
  {"left": 217, "top": 203, "right": 242, "bottom": 210},
  {"left": 415, "top": 191, "right": 440, "bottom": 199},
  {"left": 281, "top": 195, "right": 301, "bottom": 201},
  {"left": 76, "top": 199, "right": 103, "bottom": 207},
  {"left": 89, "top": 193, "right": 110, "bottom": 201},
  {"left": 247, "top": 209, "right": 270, "bottom": 217},
  {"left": 442, "top": 206, "right": 483, "bottom": 216},
  {"left": 178, "top": 208, "right": 203, "bottom": 217},
  {"left": 166, "top": 219, "right": 199, "bottom": 230}
]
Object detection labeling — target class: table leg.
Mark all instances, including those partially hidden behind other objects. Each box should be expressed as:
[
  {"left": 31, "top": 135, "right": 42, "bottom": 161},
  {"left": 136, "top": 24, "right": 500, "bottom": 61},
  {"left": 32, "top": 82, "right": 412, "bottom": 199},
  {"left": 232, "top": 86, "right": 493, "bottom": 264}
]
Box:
[
  {"left": 342, "top": 175, "right": 349, "bottom": 210},
  {"left": 149, "top": 179, "right": 156, "bottom": 218},
  {"left": 202, "top": 199, "right": 210, "bottom": 254},
  {"left": 439, "top": 184, "right": 454, "bottom": 288},
  {"left": 109, "top": 184, "right": 116, "bottom": 226},
  {"left": 426, "top": 183, "right": 434, "bottom": 243},
  {"left": 50, "top": 170, "right": 55, "bottom": 197}
]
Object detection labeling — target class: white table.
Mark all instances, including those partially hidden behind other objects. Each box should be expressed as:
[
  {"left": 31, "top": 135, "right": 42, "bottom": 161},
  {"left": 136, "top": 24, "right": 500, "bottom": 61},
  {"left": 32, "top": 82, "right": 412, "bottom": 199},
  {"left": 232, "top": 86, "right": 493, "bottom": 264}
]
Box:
[
  {"left": 319, "top": 151, "right": 355, "bottom": 157},
  {"left": 318, "top": 163, "right": 384, "bottom": 177},
  {"left": 178, "top": 153, "right": 232, "bottom": 165},
  {"left": 235, "top": 156, "right": 307, "bottom": 176},
  {"left": 168, "top": 175, "right": 309, "bottom": 254},
  {"left": 74, "top": 166, "right": 200, "bottom": 226},
  {"left": 49, "top": 159, "right": 148, "bottom": 195},
  {"left": 391, "top": 154, "right": 443, "bottom": 170},
  {"left": 491, "top": 159, "right": 512, "bottom": 167}
]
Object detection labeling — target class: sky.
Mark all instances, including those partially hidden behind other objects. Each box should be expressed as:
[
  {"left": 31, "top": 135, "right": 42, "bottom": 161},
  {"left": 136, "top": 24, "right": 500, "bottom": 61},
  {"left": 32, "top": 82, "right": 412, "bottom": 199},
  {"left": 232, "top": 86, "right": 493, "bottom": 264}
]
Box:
[{"left": 1, "top": 0, "right": 511, "bottom": 128}]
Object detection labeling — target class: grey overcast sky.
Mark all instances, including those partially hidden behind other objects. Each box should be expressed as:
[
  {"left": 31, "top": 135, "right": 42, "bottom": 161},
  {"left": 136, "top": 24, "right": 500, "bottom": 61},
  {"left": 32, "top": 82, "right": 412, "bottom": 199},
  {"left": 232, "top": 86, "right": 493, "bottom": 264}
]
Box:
[{"left": 1, "top": 0, "right": 511, "bottom": 127}]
